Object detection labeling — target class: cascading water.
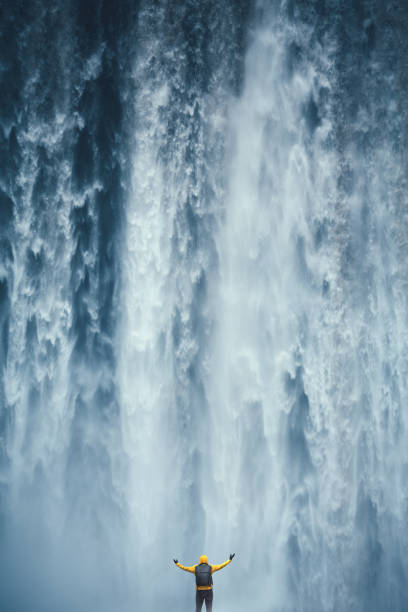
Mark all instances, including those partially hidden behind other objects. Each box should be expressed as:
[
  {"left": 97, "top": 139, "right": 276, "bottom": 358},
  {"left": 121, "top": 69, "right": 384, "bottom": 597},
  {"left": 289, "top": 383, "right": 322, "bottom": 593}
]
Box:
[
  {"left": 1, "top": 1, "right": 408, "bottom": 611},
  {"left": 205, "top": 4, "right": 408, "bottom": 611}
]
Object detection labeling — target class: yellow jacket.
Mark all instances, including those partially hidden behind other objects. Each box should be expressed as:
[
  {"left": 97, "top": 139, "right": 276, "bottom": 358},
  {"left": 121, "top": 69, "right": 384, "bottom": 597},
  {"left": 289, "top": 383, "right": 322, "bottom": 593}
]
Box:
[{"left": 176, "top": 555, "right": 231, "bottom": 590}]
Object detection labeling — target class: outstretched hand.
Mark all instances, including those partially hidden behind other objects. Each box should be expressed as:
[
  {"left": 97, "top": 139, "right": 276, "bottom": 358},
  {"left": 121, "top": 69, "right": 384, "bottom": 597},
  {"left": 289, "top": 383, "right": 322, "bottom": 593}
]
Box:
[
  {"left": 229, "top": 553, "right": 235, "bottom": 561},
  {"left": 173, "top": 559, "right": 178, "bottom": 564}
]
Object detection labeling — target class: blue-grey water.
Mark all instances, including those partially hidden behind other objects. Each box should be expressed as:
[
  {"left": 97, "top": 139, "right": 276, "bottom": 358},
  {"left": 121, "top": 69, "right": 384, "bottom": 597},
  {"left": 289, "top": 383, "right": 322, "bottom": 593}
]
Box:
[{"left": 1, "top": 1, "right": 408, "bottom": 611}]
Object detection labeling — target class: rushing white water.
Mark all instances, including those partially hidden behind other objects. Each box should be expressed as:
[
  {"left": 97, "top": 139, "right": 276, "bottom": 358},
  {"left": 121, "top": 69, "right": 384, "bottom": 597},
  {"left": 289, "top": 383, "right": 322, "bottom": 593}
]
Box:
[
  {"left": 204, "top": 4, "right": 408, "bottom": 612},
  {"left": 1, "top": 1, "right": 408, "bottom": 611},
  {"left": 116, "top": 3, "right": 242, "bottom": 608}
]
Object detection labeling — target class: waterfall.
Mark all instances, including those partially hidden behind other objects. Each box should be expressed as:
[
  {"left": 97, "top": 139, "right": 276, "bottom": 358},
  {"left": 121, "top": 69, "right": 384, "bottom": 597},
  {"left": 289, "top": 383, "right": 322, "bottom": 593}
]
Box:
[
  {"left": 1, "top": 2, "right": 408, "bottom": 611},
  {"left": 206, "top": 3, "right": 408, "bottom": 611}
]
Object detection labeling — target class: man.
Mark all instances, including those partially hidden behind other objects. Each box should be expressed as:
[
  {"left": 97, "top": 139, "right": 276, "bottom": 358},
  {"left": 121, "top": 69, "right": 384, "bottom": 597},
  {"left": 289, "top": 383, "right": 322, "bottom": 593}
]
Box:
[{"left": 173, "top": 553, "right": 235, "bottom": 612}]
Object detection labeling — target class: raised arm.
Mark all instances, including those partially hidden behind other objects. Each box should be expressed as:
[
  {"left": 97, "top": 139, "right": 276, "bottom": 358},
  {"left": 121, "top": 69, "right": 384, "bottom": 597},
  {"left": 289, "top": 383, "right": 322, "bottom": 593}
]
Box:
[
  {"left": 211, "top": 553, "right": 235, "bottom": 573},
  {"left": 173, "top": 559, "right": 196, "bottom": 573}
]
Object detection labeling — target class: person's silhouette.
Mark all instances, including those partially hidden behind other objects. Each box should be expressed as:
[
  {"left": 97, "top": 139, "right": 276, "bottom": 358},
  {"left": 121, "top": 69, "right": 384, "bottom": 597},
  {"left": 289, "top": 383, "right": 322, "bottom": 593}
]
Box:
[{"left": 174, "top": 553, "right": 235, "bottom": 611}]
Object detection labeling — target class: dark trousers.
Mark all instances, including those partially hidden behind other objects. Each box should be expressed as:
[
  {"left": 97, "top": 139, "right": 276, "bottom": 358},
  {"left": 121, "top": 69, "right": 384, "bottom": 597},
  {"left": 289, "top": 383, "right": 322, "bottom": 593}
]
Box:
[{"left": 195, "top": 589, "right": 213, "bottom": 612}]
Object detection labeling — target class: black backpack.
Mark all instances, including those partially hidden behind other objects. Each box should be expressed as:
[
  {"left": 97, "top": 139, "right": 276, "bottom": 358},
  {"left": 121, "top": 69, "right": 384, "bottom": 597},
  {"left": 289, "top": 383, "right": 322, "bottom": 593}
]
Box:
[{"left": 195, "top": 563, "right": 213, "bottom": 587}]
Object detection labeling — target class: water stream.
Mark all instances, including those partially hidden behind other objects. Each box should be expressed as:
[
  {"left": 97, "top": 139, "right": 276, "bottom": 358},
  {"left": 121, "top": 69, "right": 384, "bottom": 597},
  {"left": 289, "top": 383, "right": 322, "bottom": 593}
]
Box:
[{"left": 1, "top": 2, "right": 408, "bottom": 611}]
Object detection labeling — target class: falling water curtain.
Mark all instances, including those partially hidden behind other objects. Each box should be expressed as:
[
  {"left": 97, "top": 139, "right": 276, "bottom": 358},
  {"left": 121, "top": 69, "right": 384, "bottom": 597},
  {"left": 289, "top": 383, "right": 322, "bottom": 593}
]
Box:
[{"left": 1, "top": 2, "right": 408, "bottom": 611}]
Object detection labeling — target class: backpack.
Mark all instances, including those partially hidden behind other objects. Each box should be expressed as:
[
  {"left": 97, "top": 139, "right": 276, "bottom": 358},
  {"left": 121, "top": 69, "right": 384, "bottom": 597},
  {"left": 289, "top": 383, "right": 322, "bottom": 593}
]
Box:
[{"left": 195, "top": 563, "right": 213, "bottom": 587}]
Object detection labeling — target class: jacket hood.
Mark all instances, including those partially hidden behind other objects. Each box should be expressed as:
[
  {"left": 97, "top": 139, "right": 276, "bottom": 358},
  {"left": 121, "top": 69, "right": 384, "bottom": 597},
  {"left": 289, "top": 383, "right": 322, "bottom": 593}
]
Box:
[{"left": 199, "top": 555, "right": 208, "bottom": 564}]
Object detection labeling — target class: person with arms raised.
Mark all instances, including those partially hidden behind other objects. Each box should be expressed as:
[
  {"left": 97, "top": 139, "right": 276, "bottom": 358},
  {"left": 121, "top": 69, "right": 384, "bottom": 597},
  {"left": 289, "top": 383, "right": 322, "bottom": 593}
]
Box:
[{"left": 173, "top": 553, "right": 235, "bottom": 612}]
